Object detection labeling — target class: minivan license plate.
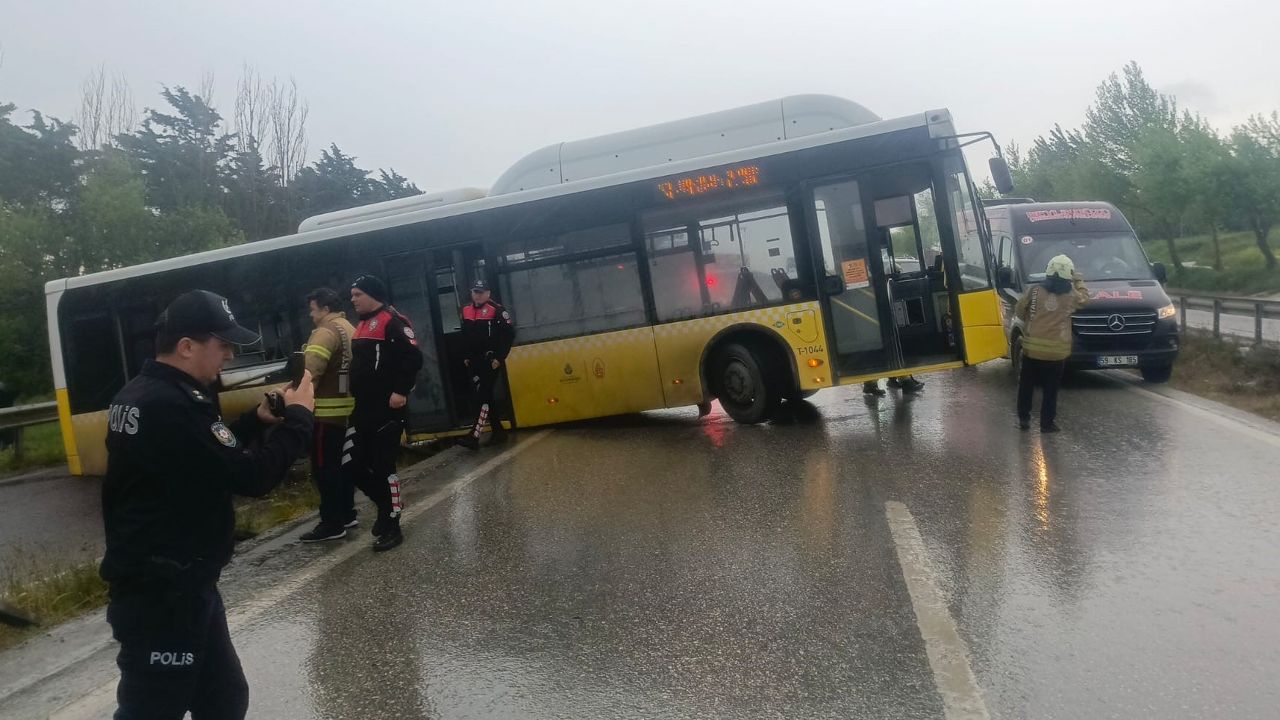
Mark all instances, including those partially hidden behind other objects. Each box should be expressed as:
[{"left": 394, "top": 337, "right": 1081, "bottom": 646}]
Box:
[{"left": 1098, "top": 355, "right": 1139, "bottom": 367}]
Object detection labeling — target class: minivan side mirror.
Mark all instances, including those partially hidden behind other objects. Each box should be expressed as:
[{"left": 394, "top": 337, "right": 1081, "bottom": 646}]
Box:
[
  {"left": 822, "top": 274, "right": 846, "bottom": 295},
  {"left": 989, "top": 157, "right": 1015, "bottom": 195},
  {"left": 1152, "top": 262, "right": 1168, "bottom": 284},
  {"left": 996, "top": 266, "right": 1015, "bottom": 288}
]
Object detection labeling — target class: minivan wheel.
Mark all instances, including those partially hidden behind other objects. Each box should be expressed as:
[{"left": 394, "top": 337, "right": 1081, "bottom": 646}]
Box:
[
  {"left": 714, "top": 343, "right": 782, "bottom": 424},
  {"left": 1141, "top": 364, "right": 1173, "bottom": 383}
]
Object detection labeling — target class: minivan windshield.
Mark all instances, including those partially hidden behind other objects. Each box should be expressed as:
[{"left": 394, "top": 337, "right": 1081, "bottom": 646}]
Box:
[{"left": 1016, "top": 231, "right": 1153, "bottom": 282}]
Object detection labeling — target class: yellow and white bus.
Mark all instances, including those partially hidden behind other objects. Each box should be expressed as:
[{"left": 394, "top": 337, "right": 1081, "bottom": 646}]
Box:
[{"left": 46, "top": 95, "right": 1012, "bottom": 475}]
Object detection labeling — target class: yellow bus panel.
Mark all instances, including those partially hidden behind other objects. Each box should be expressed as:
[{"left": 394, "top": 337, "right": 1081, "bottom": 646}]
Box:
[
  {"left": 958, "top": 289, "right": 1007, "bottom": 365},
  {"left": 506, "top": 327, "right": 667, "bottom": 426}
]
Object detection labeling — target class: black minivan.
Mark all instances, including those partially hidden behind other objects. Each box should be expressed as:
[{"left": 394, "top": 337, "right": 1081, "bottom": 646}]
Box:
[{"left": 986, "top": 200, "right": 1180, "bottom": 382}]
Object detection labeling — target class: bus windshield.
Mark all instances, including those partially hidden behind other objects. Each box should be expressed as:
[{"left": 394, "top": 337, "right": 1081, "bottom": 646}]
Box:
[{"left": 1018, "top": 231, "right": 1153, "bottom": 282}]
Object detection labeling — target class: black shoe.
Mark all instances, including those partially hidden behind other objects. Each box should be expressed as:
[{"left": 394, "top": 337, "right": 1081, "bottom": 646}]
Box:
[
  {"left": 1041, "top": 424, "right": 1061, "bottom": 433},
  {"left": 300, "top": 522, "right": 347, "bottom": 543},
  {"left": 372, "top": 527, "right": 403, "bottom": 552},
  {"left": 900, "top": 378, "right": 924, "bottom": 394},
  {"left": 863, "top": 382, "right": 886, "bottom": 397},
  {"left": 1018, "top": 418, "right": 1031, "bottom": 431},
  {"left": 344, "top": 517, "right": 359, "bottom": 529},
  {"left": 457, "top": 434, "right": 480, "bottom": 450}
]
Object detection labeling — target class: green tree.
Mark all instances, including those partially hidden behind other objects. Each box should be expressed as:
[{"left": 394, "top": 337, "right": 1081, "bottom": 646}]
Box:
[
  {"left": 1130, "top": 126, "right": 1190, "bottom": 270},
  {"left": 1179, "top": 116, "right": 1235, "bottom": 271},
  {"left": 117, "top": 86, "right": 234, "bottom": 213},
  {"left": 0, "top": 104, "right": 80, "bottom": 206},
  {"left": 294, "top": 145, "right": 421, "bottom": 219},
  {"left": 1082, "top": 61, "right": 1179, "bottom": 176},
  {"left": 1230, "top": 113, "right": 1280, "bottom": 270}
]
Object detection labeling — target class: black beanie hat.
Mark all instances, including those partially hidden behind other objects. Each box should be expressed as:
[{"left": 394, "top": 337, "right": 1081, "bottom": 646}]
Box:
[{"left": 351, "top": 274, "right": 388, "bottom": 303}]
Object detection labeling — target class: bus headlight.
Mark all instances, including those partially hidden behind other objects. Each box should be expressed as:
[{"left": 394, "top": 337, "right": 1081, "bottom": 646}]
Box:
[{"left": 1157, "top": 303, "right": 1177, "bottom": 320}]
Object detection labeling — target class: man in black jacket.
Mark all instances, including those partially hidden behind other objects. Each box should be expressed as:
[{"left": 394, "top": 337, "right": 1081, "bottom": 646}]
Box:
[
  {"left": 100, "top": 289, "right": 314, "bottom": 719},
  {"left": 347, "top": 274, "right": 424, "bottom": 551},
  {"left": 458, "top": 279, "right": 515, "bottom": 450}
]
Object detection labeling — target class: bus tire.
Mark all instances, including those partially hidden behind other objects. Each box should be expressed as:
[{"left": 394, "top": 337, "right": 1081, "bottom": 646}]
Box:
[
  {"left": 714, "top": 342, "right": 782, "bottom": 424},
  {"left": 1141, "top": 364, "right": 1173, "bottom": 383}
]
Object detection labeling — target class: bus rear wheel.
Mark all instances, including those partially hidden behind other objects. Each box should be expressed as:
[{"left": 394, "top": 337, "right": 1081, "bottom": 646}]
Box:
[{"left": 714, "top": 342, "right": 782, "bottom": 424}]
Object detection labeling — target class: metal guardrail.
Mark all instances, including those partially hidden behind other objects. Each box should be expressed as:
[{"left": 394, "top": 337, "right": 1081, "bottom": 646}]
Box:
[
  {"left": 1167, "top": 290, "right": 1280, "bottom": 344},
  {"left": 0, "top": 401, "right": 59, "bottom": 461}
]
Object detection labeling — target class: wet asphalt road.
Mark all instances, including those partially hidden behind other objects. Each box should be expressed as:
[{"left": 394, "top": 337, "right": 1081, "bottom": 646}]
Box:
[
  {"left": 221, "top": 364, "right": 1280, "bottom": 720},
  {"left": 7, "top": 363, "right": 1280, "bottom": 719},
  {"left": 0, "top": 473, "right": 102, "bottom": 574}
]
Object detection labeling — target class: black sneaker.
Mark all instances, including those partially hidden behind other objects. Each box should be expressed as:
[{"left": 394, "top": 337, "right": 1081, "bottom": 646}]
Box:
[
  {"left": 863, "top": 382, "right": 886, "bottom": 397},
  {"left": 300, "top": 522, "right": 347, "bottom": 543},
  {"left": 1018, "top": 418, "right": 1031, "bottom": 431},
  {"left": 343, "top": 517, "right": 359, "bottom": 529},
  {"left": 372, "top": 526, "right": 403, "bottom": 552},
  {"left": 1041, "top": 424, "right": 1061, "bottom": 434}
]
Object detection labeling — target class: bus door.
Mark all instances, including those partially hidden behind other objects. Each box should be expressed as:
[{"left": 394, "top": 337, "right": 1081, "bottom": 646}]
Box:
[
  {"left": 808, "top": 164, "right": 961, "bottom": 381},
  {"left": 428, "top": 244, "right": 501, "bottom": 430},
  {"left": 380, "top": 250, "right": 457, "bottom": 433}
]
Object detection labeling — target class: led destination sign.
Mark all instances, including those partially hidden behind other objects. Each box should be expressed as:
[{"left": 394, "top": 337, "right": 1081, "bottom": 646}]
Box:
[{"left": 658, "top": 165, "right": 761, "bottom": 201}]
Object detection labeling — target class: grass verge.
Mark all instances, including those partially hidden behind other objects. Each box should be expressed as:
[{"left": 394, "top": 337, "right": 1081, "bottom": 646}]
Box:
[
  {"left": 234, "top": 465, "right": 321, "bottom": 539},
  {"left": 0, "top": 422, "right": 66, "bottom": 475},
  {"left": 0, "top": 552, "right": 108, "bottom": 652},
  {"left": 0, "top": 464, "right": 321, "bottom": 653},
  {"left": 1143, "top": 231, "right": 1280, "bottom": 296},
  {"left": 1162, "top": 332, "right": 1280, "bottom": 422}
]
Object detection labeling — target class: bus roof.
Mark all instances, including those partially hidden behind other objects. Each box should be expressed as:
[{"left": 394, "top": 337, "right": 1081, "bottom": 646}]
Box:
[
  {"left": 490, "top": 94, "right": 880, "bottom": 195},
  {"left": 49, "top": 103, "right": 953, "bottom": 294}
]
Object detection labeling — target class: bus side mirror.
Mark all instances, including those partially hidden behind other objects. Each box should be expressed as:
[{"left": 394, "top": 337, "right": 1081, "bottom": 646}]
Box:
[
  {"left": 989, "top": 157, "right": 1015, "bottom": 195},
  {"left": 996, "top": 266, "right": 1015, "bottom": 288},
  {"left": 822, "top": 275, "right": 846, "bottom": 295},
  {"left": 1152, "top": 262, "right": 1168, "bottom": 284}
]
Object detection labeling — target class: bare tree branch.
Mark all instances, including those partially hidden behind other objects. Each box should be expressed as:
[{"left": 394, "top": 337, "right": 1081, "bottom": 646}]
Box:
[
  {"left": 198, "top": 69, "right": 216, "bottom": 108},
  {"left": 269, "top": 77, "right": 309, "bottom": 185},
  {"left": 105, "top": 72, "right": 137, "bottom": 139},
  {"left": 76, "top": 64, "right": 108, "bottom": 151},
  {"left": 234, "top": 63, "right": 272, "bottom": 155}
]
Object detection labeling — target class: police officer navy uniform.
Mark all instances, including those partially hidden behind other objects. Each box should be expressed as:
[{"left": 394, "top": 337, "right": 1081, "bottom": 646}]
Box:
[
  {"left": 347, "top": 274, "right": 424, "bottom": 552},
  {"left": 459, "top": 279, "right": 515, "bottom": 449},
  {"left": 100, "top": 290, "right": 315, "bottom": 719}
]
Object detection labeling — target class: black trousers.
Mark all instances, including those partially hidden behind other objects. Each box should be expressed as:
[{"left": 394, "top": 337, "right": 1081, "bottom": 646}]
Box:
[
  {"left": 1017, "top": 356, "right": 1066, "bottom": 429},
  {"left": 310, "top": 421, "right": 355, "bottom": 527},
  {"left": 108, "top": 585, "right": 247, "bottom": 720},
  {"left": 468, "top": 361, "right": 508, "bottom": 439},
  {"left": 342, "top": 412, "right": 405, "bottom": 527}
]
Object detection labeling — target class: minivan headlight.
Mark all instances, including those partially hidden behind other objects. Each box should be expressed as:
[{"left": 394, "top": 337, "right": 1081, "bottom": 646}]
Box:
[{"left": 1157, "top": 303, "right": 1177, "bottom": 320}]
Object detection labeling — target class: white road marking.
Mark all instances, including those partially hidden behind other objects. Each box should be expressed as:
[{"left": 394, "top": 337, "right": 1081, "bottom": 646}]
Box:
[
  {"left": 1118, "top": 379, "right": 1280, "bottom": 450},
  {"left": 52, "top": 430, "right": 553, "bottom": 720},
  {"left": 885, "top": 501, "right": 990, "bottom": 720}
]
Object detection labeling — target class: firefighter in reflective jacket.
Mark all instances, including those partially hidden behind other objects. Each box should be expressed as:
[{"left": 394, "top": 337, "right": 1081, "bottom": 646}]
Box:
[
  {"left": 459, "top": 279, "right": 515, "bottom": 449},
  {"left": 347, "top": 274, "right": 424, "bottom": 552},
  {"left": 299, "top": 287, "right": 358, "bottom": 543},
  {"left": 101, "top": 290, "right": 314, "bottom": 719}
]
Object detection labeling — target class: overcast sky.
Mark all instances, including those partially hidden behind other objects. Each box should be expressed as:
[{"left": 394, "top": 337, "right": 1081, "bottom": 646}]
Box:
[{"left": 2, "top": 0, "right": 1277, "bottom": 192}]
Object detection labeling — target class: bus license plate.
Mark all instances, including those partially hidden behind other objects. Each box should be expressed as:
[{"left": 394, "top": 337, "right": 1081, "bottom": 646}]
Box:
[{"left": 1098, "top": 355, "right": 1139, "bottom": 367}]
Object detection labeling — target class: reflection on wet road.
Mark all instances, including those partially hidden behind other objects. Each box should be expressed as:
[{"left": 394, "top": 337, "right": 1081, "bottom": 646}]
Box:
[{"left": 59, "top": 364, "right": 1280, "bottom": 718}]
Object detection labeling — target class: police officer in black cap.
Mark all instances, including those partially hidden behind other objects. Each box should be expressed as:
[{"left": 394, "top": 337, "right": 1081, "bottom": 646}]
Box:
[
  {"left": 348, "top": 274, "right": 424, "bottom": 551},
  {"left": 459, "top": 279, "right": 515, "bottom": 449},
  {"left": 100, "top": 290, "right": 315, "bottom": 719}
]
